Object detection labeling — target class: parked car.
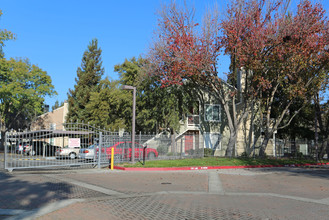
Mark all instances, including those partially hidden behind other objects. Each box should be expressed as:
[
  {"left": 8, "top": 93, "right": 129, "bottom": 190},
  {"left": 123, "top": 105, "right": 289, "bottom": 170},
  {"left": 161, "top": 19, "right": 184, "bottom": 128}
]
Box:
[
  {"left": 26, "top": 141, "right": 60, "bottom": 156},
  {"left": 55, "top": 145, "right": 81, "bottom": 159},
  {"left": 103, "top": 141, "right": 158, "bottom": 161},
  {"left": 16, "top": 141, "right": 30, "bottom": 154},
  {"left": 79, "top": 145, "right": 98, "bottom": 160}
]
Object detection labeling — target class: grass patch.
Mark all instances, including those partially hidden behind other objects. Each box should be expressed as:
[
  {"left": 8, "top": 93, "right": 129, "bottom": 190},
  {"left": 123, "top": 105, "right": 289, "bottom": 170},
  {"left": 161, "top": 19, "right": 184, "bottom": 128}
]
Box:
[{"left": 119, "top": 157, "right": 328, "bottom": 168}]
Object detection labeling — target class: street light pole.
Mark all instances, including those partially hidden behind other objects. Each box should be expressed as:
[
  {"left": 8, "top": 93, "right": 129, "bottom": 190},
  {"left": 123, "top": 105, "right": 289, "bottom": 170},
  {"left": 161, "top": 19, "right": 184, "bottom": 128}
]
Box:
[{"left": 122, "top": 85, "right": 136, "bottom": 163}]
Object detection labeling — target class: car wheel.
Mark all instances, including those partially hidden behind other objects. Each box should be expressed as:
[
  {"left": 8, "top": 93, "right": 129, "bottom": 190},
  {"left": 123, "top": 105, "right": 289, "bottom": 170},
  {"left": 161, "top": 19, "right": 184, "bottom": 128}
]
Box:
[
  {"left": 148, "top": 152, "right": 156, "bottom": 160},
  {"left": 69, "top": 153, "right": 76, "bottom": 159}
]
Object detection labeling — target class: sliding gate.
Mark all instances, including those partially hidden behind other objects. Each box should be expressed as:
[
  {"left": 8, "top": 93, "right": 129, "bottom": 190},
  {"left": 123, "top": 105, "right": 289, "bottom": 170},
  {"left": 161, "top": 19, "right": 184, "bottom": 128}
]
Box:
[{"left": 4, "top": 123, "right": 130, "bottom": 171}]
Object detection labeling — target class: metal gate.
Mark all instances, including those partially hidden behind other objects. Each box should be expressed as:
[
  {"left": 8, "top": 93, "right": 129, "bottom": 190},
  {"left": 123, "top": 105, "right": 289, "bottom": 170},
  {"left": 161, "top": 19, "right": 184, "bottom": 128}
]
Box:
[
  {"left": 4, "top": 123, "right": 130, "bottom": 171},
  {"left": 3, "top": 123, "right": 206, "bottom": 171}
]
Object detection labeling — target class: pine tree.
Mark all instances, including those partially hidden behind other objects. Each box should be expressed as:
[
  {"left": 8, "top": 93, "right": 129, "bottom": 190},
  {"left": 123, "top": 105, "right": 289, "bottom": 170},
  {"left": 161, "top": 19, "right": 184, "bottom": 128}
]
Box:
[
  {"left": 66, "top": 38, "right": 104, "bottom": 123},
  {"left": 51, "top": 100, "right": 64, "bottom": 111}
]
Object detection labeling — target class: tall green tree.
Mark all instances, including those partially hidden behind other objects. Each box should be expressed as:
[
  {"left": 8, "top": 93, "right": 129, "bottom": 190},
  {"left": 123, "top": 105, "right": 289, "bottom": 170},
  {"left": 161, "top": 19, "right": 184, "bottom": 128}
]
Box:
[
  {"left": 51, "top": 100, "right": 64, "bottom": 111},
  {"left": 0, "top": 10, "right": 15, "bottom": 58},
  {"left": 0, "top": 58, "right": 56, "bottom": 149},
  {"left": 115, "top": 57, "right": 192, "bottom": 133},
  {"left": 0, "top": 11, "right": 55, "bottom": 150},
  {"left": 85, "top": 57, "right": 191, "bottom": 133},
  {"left": 86, "top": 79, "right": 130, "bottom": 131},
  {"left": 66, "top": 38, "right": 104, "bottom": 123}
]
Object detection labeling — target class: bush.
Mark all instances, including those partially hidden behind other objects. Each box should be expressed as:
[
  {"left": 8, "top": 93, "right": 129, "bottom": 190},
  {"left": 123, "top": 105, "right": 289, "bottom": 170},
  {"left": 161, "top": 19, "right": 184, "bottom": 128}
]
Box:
[
  {"left": 204, "top": 148, "right": 213, "bottom": 157},
  {"left": 166, "top": 152, "right": 179, "bottom": 156},
  {"left": 240, "top": 152, "right": 249, "bottom": 158},
  {"left": 186, "top": 149, "right": 195, "bottom": 155},
  {"left": 296, "top": 152, "right": 304, "bottom": 159},
  {"left": 157, "top": 145, "right": 169, "bottom": 155}
]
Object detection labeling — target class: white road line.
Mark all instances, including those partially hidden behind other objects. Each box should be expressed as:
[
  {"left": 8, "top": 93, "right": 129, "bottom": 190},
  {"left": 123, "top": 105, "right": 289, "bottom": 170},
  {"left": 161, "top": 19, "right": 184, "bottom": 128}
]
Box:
[
  {"left": 208, "top": 171, "right": 224, "bottom": 193},
  {"left": 44, "top": 174, "right": 124, "bottom": 196},
  {"left": 6, "top": 199, "right": 84, "bottom": 220}
]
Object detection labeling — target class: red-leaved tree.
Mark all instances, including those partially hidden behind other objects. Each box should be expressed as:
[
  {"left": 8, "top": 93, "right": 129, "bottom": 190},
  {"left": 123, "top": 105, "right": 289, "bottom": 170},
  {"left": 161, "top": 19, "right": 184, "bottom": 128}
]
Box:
[
  {"left": 222, "top": 0, "right": 329, "bottom": 155},
  {"left": 148, "top": 0, "right": 329, "bottom": 157},
  {"left": 148, "top": 1, "right": 254, "bottom": 157}
]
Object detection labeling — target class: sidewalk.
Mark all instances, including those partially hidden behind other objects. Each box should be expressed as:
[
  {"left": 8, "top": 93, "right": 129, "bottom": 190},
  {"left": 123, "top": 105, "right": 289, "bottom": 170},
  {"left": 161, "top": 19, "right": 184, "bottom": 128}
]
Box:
[{"left": 0, "top": 166, "right": 329, "bottom": 219}]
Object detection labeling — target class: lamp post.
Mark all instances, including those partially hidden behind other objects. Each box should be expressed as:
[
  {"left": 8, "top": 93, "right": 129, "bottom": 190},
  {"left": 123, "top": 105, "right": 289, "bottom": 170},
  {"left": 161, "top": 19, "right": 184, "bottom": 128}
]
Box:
[{"left": 122, "top": 85, "right": 136, "bottom": 163}]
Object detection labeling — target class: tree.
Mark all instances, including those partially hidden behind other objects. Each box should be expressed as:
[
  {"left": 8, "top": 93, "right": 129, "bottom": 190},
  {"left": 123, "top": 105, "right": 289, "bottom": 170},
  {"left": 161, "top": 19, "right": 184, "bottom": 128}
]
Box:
[
  {"left": 319, "top": 99, "right": 329, "bottom": 158},
  {"left": 116, "top": 57, "right": 190, "bottom": 133},
  {"left": 0, "top": 10, "right": 15, "bottom": 58},
  {"left": 147, "top": 1, "right": 251, "bottom": 156},
  {"left": 66, "top": 38, "right": 104, "bottom": 123},
  {"left": 86, "top": 79, "right": 129, "bottom": 131},
  {"left": 1, "top": 11, "right": 55, "bottom": 150},
  {"left": 278, "top": 101, "right": 314, "bottom": 141},
  {"left": 0, "top": 58, "right": 56, "bottom": 149},
  {"left": 313, "top": 88, "right": 329, "bottom": 159},
  {"left": 148, "top": 0, "right": 329, "bottom": 157},
  {"left": 223, "top": 0, "right": 329, "bottom": 155},
  {"left": 86, "top": 57, "right": 191, "bottom": 132},
  {"left": 51, "top": 100, "right": 64, "bottom": 111}
]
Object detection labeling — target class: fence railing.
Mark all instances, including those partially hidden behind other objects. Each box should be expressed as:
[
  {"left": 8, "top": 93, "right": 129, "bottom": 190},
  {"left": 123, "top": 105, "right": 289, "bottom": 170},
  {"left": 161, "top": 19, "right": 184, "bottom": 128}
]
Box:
[
  {"left": 5, "top": 122, "right": 328, "bottom": 171},
  {"left": 4, "top": 124, "right": 205, "bottom": 171},
  {"left": 274, "top": 139, "right": 329, "bottom": 159}
]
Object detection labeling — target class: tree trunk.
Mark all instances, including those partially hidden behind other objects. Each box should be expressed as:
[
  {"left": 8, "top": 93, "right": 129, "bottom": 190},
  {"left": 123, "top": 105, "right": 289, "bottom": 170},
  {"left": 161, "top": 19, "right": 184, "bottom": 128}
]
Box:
[
  {"left": 259, "top": 134, "right": 271, "bottom": 157},
  {"left": 0, "top": 130, "right": 5, "bottom": 152},
  {"left": 319, "top": 142, "right": 326, "bottom": 159},
  {"left": 314, "top": 95, "right": 319, "bottom": 162},
  {"left": 225, "top": 131, "right": 237, "bottom": 157},
  {"left": 326, "top": 139, "right": 329, "bottom": 159}
]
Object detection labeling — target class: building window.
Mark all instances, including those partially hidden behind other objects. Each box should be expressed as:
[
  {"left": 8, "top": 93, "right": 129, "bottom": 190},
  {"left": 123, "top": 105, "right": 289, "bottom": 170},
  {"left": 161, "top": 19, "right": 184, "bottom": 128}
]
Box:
[
  {"left": 205, "top": 104, "right": 221, "bottom": 122},
  {"left": 50, "top": 123, "right": 56, "bottom": 130}
]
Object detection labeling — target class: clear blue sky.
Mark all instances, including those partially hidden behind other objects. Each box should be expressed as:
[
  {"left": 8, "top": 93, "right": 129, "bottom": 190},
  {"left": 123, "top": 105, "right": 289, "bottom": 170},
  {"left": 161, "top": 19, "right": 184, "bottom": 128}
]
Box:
[{"left": 1, "top": 0, "right": 328, "bottom": 108}]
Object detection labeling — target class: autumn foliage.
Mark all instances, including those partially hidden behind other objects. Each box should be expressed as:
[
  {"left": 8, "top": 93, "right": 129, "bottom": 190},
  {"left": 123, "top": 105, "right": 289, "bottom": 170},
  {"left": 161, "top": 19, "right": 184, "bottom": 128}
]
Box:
[
  {"left": 148, "top": 0, "right": 329, "bottom": 156},
  {"left": 149, "top": 2, "right": 220, "bottom": 87}
]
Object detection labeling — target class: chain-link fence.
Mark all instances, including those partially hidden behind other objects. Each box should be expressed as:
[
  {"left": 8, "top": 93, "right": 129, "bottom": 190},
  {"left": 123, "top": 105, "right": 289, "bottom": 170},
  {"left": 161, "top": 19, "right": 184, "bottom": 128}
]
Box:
[
  {"left": 274, "top": 139, "right": 329, "bottom": 159},
  {"left": 4, "top": 123, "right": 116, "bottom": 171},
  {"left": 4, "top": 124, "right": 205, "bottom": 171},
  {"left": 99, "top": 131, "right": 205, "bottom": 164}
]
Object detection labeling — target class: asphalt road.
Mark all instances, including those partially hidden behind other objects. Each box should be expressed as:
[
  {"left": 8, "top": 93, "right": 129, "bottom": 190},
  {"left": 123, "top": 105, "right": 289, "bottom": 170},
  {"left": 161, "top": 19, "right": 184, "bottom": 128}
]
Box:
[{"left": 0, "top": 158, "right": 329, "bottom": 219}]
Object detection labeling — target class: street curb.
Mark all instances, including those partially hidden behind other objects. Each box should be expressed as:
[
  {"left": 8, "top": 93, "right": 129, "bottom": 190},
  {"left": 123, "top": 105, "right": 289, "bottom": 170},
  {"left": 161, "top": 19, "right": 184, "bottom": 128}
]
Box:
[{"left": 113, "top": 162, "right": 329, "bottom": 171}]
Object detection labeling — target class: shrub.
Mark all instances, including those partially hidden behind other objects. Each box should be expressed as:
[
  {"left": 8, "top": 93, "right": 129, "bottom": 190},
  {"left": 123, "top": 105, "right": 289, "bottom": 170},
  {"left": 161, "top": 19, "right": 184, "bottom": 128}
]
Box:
[
  {"left": 204, "top": 148, "right": 213, "bottom": 157},
  {"left": 157, "top": 145, "right": 169, "bottom": 155},
  {"left": 240, "top": 152, "right": 249, "bottom": 158},
  {"left": 186, "top": 149, "right": 195, "bottom": 155},
  {"left": 296, "top": 152, "right": 304, "bottom": 159}
]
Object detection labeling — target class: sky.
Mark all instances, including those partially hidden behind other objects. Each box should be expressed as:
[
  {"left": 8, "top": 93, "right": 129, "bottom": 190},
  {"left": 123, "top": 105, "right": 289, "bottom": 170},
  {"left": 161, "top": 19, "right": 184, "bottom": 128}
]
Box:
[{"left": 1, "top": 0, "right": 329, "bottom": 108}]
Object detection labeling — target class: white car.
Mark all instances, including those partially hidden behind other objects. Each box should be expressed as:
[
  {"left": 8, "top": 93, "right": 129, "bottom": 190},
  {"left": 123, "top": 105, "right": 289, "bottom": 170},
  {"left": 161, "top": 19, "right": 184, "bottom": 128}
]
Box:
[
  {"left": 55, "top": 146, "right": 81, "bottom": 159},
  {"left": 79, "top": 145, "right": 98, "bottom": 160}
]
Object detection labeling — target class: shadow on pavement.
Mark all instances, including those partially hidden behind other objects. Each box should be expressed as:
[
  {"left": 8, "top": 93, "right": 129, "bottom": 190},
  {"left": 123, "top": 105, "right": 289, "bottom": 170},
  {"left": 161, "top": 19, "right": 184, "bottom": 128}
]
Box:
[
  {"left": 253, "top": 167, "right": 329, "bottom": 179},
  {"left": 0, "top": 171, "right": 75, "bottom": 210}
]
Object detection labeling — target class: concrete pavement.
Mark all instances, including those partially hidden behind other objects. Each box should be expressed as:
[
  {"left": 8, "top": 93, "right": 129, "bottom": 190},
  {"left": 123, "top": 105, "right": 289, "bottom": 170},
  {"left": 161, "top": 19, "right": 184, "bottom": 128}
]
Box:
[{"left": 0, "top": 166, "right": 328, "bottom": 219}]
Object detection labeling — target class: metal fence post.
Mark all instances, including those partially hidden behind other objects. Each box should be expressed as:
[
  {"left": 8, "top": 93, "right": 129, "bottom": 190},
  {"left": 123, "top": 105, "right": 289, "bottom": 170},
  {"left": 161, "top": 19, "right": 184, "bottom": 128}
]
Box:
[
  {"left": 180, "top": 138, "right": 183, "bottom": 159},
  {"left": 139, "top": 131, "right": 141, "bottom": 161},
  {"left": 98, "top": 132, "right": 102, "bottom": 169},
  {"left": 4, "top": 132, "right": 8, "bottom": 171}
]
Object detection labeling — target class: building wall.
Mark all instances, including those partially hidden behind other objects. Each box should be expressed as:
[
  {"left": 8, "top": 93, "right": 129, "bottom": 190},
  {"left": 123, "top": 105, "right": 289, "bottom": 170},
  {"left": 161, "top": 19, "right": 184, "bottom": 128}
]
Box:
[
  {"left": 194, "top": 83, "right": 275, "bottom": 157},
  {"left": 30, "top": 102, "right": 69, "bottom": 147},
  {"left": 31, "top": 102, "right": 68, "bottom": 131}
]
